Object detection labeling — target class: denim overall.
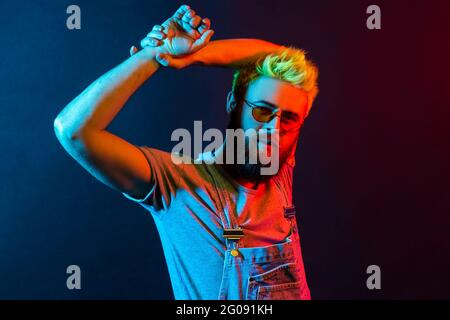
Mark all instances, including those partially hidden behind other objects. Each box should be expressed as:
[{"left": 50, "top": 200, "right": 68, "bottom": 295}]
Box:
[
  {"left": 218, "top": 213, "right": 311, "bottom": 300},
  {"left": 205, "top": 164, "right": 312, "bottom": 300}
]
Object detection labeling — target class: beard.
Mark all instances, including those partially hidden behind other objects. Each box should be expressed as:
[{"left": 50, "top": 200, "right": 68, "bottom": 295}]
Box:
[
  {"left": 224, "top": 138, "right": 292, "bottom": 183},
  {"left": 224, "top": 109, "right": 294, "bottom": 183}
]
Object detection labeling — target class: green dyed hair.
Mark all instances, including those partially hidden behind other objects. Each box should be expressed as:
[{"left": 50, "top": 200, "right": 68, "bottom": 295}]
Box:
[{"left": 232, "top": 46, "right": 319, "bottom": 117}]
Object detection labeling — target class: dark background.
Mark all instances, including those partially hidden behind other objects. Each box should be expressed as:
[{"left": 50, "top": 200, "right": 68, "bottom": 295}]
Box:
[{"left": 0, "top": 0, "right": 449, "bottom": 299}]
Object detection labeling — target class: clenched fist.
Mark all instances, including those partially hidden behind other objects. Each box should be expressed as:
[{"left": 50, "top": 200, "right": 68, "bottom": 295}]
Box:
[{"left": 131, "top": 5, "right": 214, "bottom": 69}]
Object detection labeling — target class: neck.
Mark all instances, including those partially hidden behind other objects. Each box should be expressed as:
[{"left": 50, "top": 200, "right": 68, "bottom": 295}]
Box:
[
  {"left": 214, "top": 142, "right": 262, "bottom": 190},
  {"left": 221, "top": 163, "right": 261, "bottom": 189}
]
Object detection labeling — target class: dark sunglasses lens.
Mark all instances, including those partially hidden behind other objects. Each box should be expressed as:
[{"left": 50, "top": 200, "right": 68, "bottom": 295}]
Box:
[{"left": 252, "top": 106, "right": 274, "bottom": 122}]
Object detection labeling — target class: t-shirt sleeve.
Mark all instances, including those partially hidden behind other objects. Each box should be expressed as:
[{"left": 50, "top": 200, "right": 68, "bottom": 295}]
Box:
[{"left": 121, "top": 146, "right": 186, "bottom": 213}]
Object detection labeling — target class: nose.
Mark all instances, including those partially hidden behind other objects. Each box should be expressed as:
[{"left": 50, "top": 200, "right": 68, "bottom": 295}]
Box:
[{"left": 262, "top": 113, "right": 281, "bottom": 132}]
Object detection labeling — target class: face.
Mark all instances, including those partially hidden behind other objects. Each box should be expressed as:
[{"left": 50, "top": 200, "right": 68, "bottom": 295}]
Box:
[{"left": 227, "top": 76, "right": 309, "bottom": 181}]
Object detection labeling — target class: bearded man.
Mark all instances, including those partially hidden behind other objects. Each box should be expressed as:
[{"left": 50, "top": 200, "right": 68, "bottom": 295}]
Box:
[{"left": 54, "top": 4, "right": 319, "bottom": 300}]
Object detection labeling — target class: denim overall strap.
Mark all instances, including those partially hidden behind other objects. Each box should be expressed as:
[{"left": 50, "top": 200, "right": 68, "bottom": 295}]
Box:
[
  {"left": 204, "top": 164, "right": 242, "bottom": 250},
  {"left": 203, "top": 163, "right": 310, "bottom": 299}
]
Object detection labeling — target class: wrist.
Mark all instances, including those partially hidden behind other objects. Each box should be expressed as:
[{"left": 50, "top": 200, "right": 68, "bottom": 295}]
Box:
[
  {"left": 180, "top": 53, "right": 196, "bottom": 67},
  {"left": 137, "top": 47, "right": 161, "bottom": 65},
  {"left": 189, "top": 46, "right": 209, "bottom": 66}
]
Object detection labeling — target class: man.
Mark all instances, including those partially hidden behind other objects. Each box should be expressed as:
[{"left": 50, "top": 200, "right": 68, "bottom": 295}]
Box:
[{"left": 54, "top": 5, "right": 319, "bottom": 300}]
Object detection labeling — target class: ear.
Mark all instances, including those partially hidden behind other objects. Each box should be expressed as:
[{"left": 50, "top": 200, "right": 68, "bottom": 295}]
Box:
[
  {"left": 226, "top": 91, "right": 237, "bottom": 114},
  {"left": 303, "top": 96, "right": 312, "bottom": 119},
  {"left": 286, "top": 136, "right": 299, "bottom": 167}
]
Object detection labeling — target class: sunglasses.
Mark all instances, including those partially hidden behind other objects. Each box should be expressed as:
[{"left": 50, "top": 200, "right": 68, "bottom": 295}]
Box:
[{"left": 243, "top": 99, "right": 303, "bottom": 133}]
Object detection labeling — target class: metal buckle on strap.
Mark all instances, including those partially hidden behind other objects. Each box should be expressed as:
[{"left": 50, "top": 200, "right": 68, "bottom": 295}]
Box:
[
  {"left": 284, "top": 205, "right": 296, "bottom": 219},
  {"left": 223, "top": 228, "right": 244, "bottom": 240}
]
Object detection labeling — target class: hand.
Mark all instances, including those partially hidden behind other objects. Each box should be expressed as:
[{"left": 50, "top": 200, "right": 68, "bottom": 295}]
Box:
[{"left": 130, "top": 5, "right": 214, "bottom": 69}]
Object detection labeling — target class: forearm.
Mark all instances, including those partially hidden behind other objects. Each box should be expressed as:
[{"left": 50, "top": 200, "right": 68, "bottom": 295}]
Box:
[
  {"left": 190, "top": 39, "right": 282, "bottom": 68},
  {"left": 54, "top": 47, "right": 160, "bottom": 139}
]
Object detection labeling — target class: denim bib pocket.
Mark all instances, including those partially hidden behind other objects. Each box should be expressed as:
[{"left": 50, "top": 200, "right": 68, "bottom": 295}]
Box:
[{"left": 246, "top": 262, "right": 308, "bottom": 300}]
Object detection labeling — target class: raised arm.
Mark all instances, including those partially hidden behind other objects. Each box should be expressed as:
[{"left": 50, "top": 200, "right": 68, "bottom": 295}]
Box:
[
  {"left": 54, "top": 5, "right": 213, "bottom": 200},
  {"left": 54, "top": 47, "right": 159, "bottom": 199},
  {"left": 190, "top": 39, "right": 283, "bottom": 68},
  {"left": 139, "top": 30, "right": 283, "bottom": 69}
]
